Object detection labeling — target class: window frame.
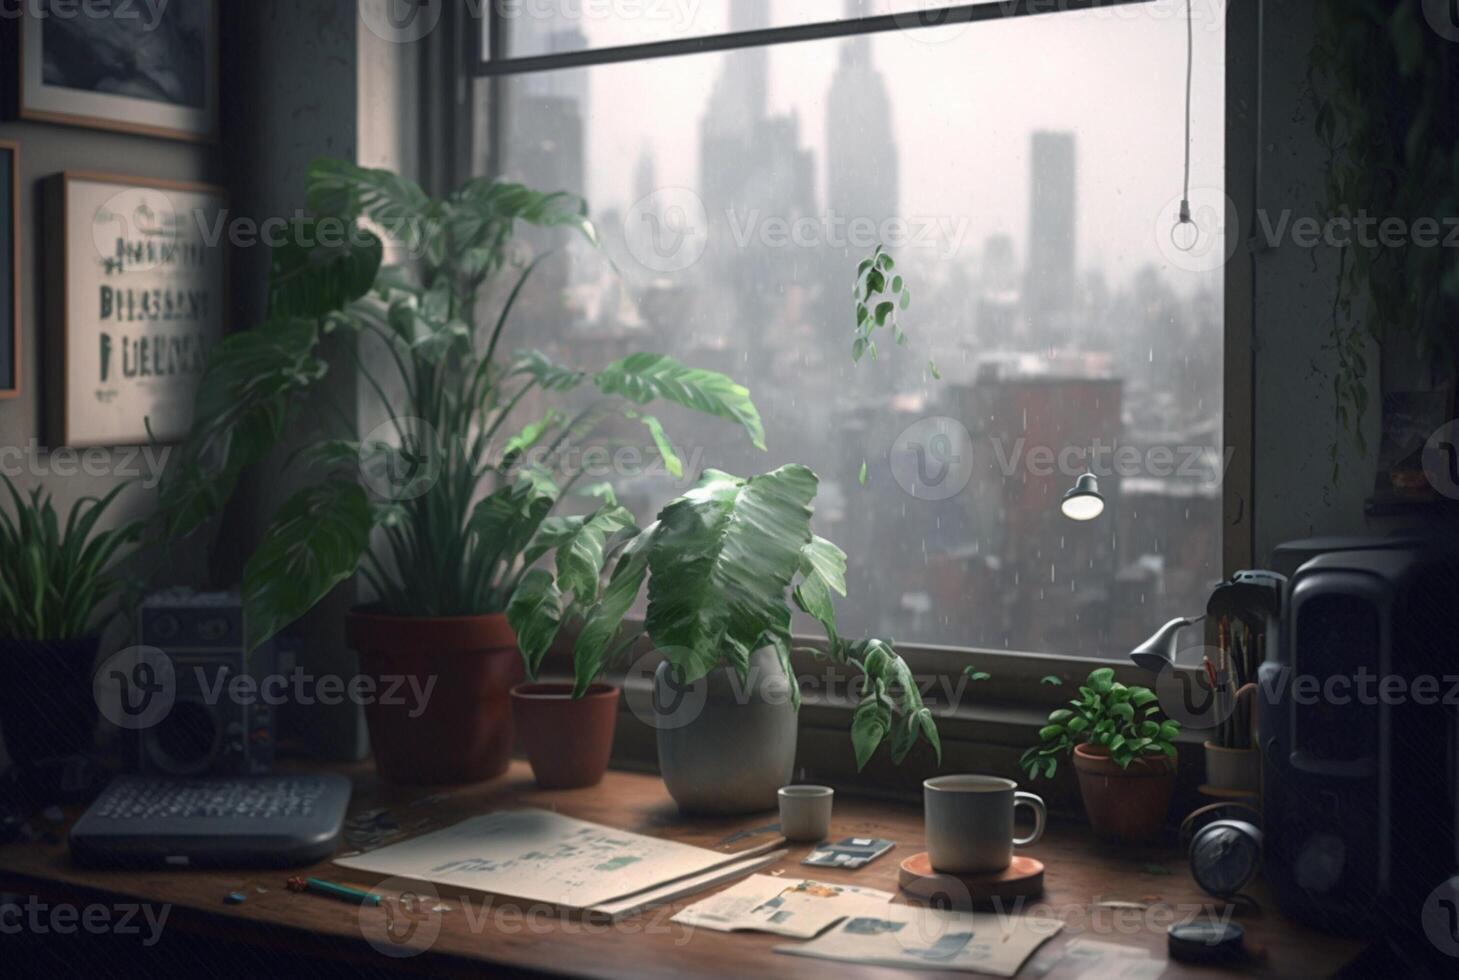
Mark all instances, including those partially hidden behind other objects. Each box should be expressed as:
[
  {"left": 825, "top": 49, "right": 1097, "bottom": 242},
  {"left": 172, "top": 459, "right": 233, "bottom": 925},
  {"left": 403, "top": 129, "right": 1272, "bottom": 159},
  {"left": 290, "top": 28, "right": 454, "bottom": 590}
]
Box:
[{"left": 467, "top": 0, "right": 1259, "bottom": 785}]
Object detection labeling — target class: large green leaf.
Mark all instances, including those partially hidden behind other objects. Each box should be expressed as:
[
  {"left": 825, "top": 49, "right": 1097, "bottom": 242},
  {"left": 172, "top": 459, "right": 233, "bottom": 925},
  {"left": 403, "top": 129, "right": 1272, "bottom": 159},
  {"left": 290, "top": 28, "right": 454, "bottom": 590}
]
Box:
[
  {"left": 526, "top": 505, "right": 636, "bottom": 603},
  {"left": 593, "top": 353, "right": 766, "bottom": 451},
  {"left": 792, "top": 535, "right": 847, "bottom": 641},
  {"left": 242, "top": 481, "right": 374, "bottom": 653},
  {"left": 466, "top": 474, "right": 559, "bottom": 578},
  {"left": 571, "top": 527, "right": 653, "bottom": 696},
  {"left": 506, "top": 568, "right": 564, "bottom": 679},
  {"left": 267, "top": 219, "right": 383, "bottom": 321},
  {"left": 511, "top": 350, "right": 586, "bottom": 392},
  {"left": 642, "top": 466, "right": 817, "bottom": 683},
  {"left": 306, "top": 158, "right": 434, "bottom": 254}
]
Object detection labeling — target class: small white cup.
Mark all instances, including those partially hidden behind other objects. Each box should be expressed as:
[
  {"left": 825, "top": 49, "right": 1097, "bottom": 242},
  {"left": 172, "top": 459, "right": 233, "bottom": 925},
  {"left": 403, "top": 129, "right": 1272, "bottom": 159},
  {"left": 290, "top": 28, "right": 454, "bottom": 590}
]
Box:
[{"left": 778, "top": 785, "right": 833, "bottom": 842}]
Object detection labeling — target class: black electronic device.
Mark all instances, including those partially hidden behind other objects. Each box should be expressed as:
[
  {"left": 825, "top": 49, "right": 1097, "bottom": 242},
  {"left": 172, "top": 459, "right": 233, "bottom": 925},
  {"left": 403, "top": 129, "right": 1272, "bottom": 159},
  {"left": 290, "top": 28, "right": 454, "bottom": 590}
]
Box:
[
  {"left": 69, "top": 773, "right": 351, "bottom": 868},
  {"left": 1259, "top": 534, "right": 1459, "bottom": 942},
  {"left": 137, "top": 589, "right": 276, "bottom": 777}
]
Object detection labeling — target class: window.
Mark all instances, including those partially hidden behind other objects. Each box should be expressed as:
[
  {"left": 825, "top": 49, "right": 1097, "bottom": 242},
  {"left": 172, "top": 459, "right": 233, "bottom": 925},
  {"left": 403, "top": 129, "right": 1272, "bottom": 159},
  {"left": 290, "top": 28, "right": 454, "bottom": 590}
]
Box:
[
  {"left": 496, "top": 1, "right": 990, "bottom": 57},
  {"left": 473, "top": 0, "right": 1228, "bottom": 661}
]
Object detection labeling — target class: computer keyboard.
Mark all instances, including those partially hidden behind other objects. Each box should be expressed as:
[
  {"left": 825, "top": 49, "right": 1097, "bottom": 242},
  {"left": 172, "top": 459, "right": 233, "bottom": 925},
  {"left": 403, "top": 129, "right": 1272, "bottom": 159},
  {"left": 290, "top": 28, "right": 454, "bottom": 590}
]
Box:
[
  {"left": 89, "top": 777, "right": 331, "bottom": 822},
  {"left": 70, "top": 773, "right": 352, "bottom": 868}
]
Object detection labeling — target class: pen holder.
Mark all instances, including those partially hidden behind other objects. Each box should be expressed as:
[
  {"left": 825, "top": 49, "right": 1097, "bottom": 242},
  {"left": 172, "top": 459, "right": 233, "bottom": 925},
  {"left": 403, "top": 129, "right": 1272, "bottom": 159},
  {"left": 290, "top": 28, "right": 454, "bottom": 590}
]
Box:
[{"left": 1203, "top": 741, "right": 1261, "bottom": 795}]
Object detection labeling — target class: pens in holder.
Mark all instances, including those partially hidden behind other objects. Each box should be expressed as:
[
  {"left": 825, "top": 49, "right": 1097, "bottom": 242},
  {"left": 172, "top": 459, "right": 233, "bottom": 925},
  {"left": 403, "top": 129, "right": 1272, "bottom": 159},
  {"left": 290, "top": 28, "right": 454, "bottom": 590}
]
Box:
[{"left": 287, "top": 876, "right": 382, "bottom": 907}]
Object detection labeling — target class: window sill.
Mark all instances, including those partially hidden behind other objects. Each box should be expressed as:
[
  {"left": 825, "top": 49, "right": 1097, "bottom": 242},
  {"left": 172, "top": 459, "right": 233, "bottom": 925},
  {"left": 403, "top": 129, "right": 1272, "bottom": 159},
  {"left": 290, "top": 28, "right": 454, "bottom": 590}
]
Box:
[{"left": 533, "top": 649, "right": 1211, "bottom": 819}]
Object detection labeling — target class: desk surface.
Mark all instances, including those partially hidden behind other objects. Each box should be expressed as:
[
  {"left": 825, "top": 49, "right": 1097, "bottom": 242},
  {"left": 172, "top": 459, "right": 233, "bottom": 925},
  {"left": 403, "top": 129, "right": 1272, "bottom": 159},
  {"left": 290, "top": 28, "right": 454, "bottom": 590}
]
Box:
[{"left": 0, "top": 762, "right": 1361, "bottom": 978}]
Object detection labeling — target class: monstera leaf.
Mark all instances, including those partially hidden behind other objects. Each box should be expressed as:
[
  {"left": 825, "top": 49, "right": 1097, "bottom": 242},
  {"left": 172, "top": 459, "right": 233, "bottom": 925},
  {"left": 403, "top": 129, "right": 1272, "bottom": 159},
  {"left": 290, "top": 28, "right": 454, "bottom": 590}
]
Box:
[
  {"left": 306, "top": 159, "right": 435, "bottom": 248},
  {"left": 241, "top": 480, "right": 376, "bottom": 653},
  {"left": 267, "top": 219, "right": 383, "bottom": 321},
  {"left": 642, "top": 465, "right": 817, "bottom": 683}
]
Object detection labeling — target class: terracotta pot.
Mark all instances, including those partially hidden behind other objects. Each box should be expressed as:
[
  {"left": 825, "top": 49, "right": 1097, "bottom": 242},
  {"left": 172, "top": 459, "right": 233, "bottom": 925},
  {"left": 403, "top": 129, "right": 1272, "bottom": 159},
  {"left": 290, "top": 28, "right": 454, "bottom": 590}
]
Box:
[
  {"left": 345, "top": 611, "right": 522, "bottom": 785},
  {"left": 511, "top": 683, "right": 620, "bottom": 789},
  {"left": 1072, "top": 742, "right": 1177, "bottom": 843}
]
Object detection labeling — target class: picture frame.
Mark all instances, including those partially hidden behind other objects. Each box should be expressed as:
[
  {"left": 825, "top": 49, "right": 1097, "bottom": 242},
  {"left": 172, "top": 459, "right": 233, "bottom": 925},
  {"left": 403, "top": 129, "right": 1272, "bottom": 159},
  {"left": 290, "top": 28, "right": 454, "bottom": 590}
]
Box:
[
  {"left": 18, "top": 1, "right": 219, "bottom": 143},
  {"left": 0, "top": 141, "right": 16, "bottom": 400},
  {"left": 46, "top": 172, "right": 229, "bottom": 447}
]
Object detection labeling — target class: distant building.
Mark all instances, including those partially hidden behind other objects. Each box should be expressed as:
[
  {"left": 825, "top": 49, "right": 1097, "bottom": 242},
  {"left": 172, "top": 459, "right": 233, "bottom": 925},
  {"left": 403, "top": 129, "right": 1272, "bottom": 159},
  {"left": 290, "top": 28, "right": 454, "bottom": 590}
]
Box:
[
  {"left": 1023, "top": 131, "right": 1077, "bottom": 338},
  {"left": 505, "top": 29, "right": 589, "bottom": 309},
  {"left": 697, "top": 0, "right": 816, "bottom": 376},
  {"left": 825, "top": 0, "right": 898, "bottom": 234}
]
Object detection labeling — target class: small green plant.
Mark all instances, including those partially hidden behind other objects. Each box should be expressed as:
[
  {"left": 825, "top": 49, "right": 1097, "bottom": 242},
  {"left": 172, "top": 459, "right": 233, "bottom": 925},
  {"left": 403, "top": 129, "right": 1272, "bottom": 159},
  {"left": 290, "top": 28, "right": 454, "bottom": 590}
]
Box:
[
  {"left": 1020, "top": 667, "right": 1178, "bottom": 780},
  {"left": 0, "top": 476, "right": 141, "bottom": 641},
  {"left": 851, "top": 244, "right": 913, "bottom": 364},
  {"left": 507, "top": 464, "right": 941, "bottom": 771}
]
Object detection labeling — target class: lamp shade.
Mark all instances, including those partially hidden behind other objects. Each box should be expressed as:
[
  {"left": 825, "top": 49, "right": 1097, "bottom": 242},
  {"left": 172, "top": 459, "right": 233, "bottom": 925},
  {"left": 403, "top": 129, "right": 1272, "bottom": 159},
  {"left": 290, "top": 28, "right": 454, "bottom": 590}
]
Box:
[
  {"left": 1129, "top": 616, "right": 1199, "bottom": 673},
  {"left": 1060, "top": 473, "right": 1104, "bottom": 521}
]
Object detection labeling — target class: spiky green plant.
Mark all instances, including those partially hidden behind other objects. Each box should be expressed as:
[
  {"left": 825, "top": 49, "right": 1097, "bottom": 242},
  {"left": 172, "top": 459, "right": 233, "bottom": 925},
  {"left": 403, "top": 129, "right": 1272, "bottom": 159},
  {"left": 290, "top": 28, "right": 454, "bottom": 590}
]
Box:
[
  {"left": 0, "top": 476, "right": 141, "bottom": 641},
  {"left": 160, "top": 159, "right": 765, "bottom": 653}
]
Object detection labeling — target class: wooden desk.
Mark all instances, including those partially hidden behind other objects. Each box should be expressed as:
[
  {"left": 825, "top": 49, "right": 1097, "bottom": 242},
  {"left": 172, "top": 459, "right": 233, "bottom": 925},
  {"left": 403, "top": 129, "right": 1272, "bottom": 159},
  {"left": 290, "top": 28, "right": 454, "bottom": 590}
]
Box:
[{"left": 0, "top": 762, "right": 1361, "bottom": 978}]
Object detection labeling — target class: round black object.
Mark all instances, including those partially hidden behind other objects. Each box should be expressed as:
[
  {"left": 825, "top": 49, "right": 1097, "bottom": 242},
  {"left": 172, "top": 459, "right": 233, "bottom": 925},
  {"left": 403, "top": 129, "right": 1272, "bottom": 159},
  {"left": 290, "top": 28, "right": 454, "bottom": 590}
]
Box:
[
  {"left": 0, "top": 636, "right": 101, "bottom": 768},
  {"left": 146, "top": 699, "right": 221, "bottom": 775},
  {"left": 1168, "top": 921, "right": 1245, "bottom": 964}
]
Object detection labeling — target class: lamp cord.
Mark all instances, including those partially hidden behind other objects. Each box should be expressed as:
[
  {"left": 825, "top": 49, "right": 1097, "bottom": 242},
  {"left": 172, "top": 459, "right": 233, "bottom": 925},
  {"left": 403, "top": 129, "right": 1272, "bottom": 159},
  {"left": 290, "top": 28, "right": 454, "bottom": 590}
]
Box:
[
  {"left": 1172, "top": 0, "right": 1196, "bottom": 249},
  {"left": 1182, "top": 0, "right": 1193, "bottom": 215}
]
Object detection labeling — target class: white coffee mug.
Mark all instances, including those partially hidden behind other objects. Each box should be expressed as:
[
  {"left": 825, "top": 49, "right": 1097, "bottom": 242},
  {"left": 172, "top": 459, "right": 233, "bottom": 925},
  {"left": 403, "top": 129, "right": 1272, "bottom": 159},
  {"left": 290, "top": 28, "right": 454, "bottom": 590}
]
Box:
[
  {"left": 924, "top": 774, "right": 1046, "bottom": 873},
  {"left": 778, "top": 785, "right": 833, "bottom": 842}
]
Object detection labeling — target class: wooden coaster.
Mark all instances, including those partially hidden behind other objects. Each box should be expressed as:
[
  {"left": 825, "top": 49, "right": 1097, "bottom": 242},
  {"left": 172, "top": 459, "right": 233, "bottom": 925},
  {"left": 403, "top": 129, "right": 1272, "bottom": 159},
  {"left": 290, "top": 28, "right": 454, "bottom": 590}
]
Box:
[{"left": 898, "top": 853, "right": 1045, "bottom": 908}]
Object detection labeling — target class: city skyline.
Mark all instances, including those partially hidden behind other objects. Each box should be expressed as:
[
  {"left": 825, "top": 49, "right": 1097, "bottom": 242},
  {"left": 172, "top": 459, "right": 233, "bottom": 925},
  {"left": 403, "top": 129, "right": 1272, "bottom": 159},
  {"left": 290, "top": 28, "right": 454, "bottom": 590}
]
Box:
[{"left": 489, "top": 3, "right": 1227, "bottom": 658}]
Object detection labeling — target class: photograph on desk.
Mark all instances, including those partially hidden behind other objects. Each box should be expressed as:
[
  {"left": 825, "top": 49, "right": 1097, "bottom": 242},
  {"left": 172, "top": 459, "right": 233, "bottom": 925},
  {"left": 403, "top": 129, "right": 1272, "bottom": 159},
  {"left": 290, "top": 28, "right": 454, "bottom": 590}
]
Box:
[{"left": 2, "top": 1, "right": 1459, "bottom": 978}]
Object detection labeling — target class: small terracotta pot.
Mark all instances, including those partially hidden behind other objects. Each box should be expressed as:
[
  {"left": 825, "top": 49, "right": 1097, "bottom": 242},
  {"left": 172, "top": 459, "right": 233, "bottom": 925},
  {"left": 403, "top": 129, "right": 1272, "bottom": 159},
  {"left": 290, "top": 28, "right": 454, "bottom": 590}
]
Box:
[
  {"left": 1072, "top": 742, "right": 1177, "bottom": 843},
  {"left": 511, "top": 683, "right": 620, "bottom": 789},
  {"left": 346, "top": 610, "right": 522, "bottom": 785}
]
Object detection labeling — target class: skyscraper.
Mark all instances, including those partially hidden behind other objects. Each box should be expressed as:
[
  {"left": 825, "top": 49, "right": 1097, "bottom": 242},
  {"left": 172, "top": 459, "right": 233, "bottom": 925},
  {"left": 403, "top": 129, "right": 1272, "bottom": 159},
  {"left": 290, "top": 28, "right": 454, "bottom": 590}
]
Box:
[
  {"left": 1024, "top": 131, "right": 1077, "bottom": 337},
  {"left": 825, "top": 0, "right": 898, "bottom": 234},
  {"left": 505, "top": 30, "right": 589, "bottom": 309},
  {"left": 696, "top": 0, "right": 816, "bottom": 377}
]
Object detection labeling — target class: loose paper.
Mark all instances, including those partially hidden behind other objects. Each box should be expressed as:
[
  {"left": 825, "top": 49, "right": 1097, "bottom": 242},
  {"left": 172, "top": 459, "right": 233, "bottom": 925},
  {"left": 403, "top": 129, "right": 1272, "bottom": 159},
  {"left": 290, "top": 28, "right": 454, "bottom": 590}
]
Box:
[
  {"left": 593, "top": 851, "right": 787, "bottom": 921},
  {"left": 776, "top": 904, "right": 1063, "bottom": 976},
  {"left": 673, "top": 875, "right": 895, "bottom": 939},
  {"left": 1053, "top": 939, "right": 1166, "bottom": 979},
  {"left": 335, "top": 809, "right": 763, "bottom": 910}
]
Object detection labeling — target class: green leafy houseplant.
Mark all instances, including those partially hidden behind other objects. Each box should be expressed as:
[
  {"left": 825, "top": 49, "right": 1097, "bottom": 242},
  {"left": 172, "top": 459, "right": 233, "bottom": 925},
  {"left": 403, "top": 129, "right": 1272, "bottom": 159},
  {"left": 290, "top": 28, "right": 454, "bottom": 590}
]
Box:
[
  {"left": 1309, "top": 0, "right": 1459, "bottom": 469},
  {"left": 161, "top": 159, "right": 764, "bottom": 653},
  {"left": 1020, "top": 667, "right": 1179, "bottom": 779},
  {"left": 507, "top": 463, "right": 942, "bottom": 770},
  {"left": 0, "top": 475, "right": 141, "bottom": 768},
  {"left": 0, "top": 476, "right": 140, "bottom": 641}
]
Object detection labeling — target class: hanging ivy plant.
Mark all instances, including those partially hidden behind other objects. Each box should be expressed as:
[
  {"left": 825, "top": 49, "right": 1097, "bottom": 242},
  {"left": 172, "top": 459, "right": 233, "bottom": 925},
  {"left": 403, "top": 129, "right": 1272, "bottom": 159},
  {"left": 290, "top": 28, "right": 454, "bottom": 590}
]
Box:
[{"left": 1308, "top": 0, "right": 1459, "bottom": 477}]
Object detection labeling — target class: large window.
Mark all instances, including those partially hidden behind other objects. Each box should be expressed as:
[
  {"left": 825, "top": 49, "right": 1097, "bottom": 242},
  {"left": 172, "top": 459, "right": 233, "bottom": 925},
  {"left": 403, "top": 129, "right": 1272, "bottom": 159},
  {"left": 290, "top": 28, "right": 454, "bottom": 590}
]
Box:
[{"left": 474, "top": 0, "right": 1227, "bottom": 661}]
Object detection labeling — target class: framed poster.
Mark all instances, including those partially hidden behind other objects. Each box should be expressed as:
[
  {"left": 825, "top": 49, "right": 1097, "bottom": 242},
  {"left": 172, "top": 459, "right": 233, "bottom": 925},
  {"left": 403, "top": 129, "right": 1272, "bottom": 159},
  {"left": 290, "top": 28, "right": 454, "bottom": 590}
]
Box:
[
  {"left": 0, "top": 142, "right": 16, "bottom": 399},
  {"left": 19, "top": 1, "right": 218, "bottom": 142},
  {"left": 47, "top": 172, "right": 228, "bottom": 447}
]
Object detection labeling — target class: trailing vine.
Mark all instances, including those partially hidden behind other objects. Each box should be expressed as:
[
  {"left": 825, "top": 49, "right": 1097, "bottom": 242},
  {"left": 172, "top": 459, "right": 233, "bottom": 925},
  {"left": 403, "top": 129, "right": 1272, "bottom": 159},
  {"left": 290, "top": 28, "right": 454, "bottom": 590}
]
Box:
[{"left": 1308, "top": 0, "right": 1459, "bottom": 474}]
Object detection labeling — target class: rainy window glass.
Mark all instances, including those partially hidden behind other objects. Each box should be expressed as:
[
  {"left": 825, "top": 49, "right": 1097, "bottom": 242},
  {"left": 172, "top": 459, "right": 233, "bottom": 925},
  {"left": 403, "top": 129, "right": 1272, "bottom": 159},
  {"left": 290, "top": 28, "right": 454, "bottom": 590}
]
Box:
[{"left": 477, "top": 0, "right": 1228, "bottom": 659}]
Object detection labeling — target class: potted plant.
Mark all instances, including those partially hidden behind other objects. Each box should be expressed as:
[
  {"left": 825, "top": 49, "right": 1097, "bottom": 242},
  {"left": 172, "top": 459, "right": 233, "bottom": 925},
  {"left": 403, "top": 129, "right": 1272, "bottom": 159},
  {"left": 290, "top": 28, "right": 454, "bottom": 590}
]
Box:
[
  {"left": 0, "top": 477, "right": 140, "bottom": 770},
  {"left": 159, "top": 160, "right": 766, "bottom": 784},
  {"left": 1021, "top": 667, "right": 1180, "bottom": 842},
  {"left": 508, "top": 463, "right": 941, "bottom": 811}
]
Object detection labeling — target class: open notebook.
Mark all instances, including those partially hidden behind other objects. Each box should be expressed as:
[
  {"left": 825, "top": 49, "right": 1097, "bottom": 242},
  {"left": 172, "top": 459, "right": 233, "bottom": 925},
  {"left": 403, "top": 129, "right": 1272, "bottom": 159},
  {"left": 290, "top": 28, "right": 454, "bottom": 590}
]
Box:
[{"left": 335, "top": 808, "right": 783, "bottom": 919}]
